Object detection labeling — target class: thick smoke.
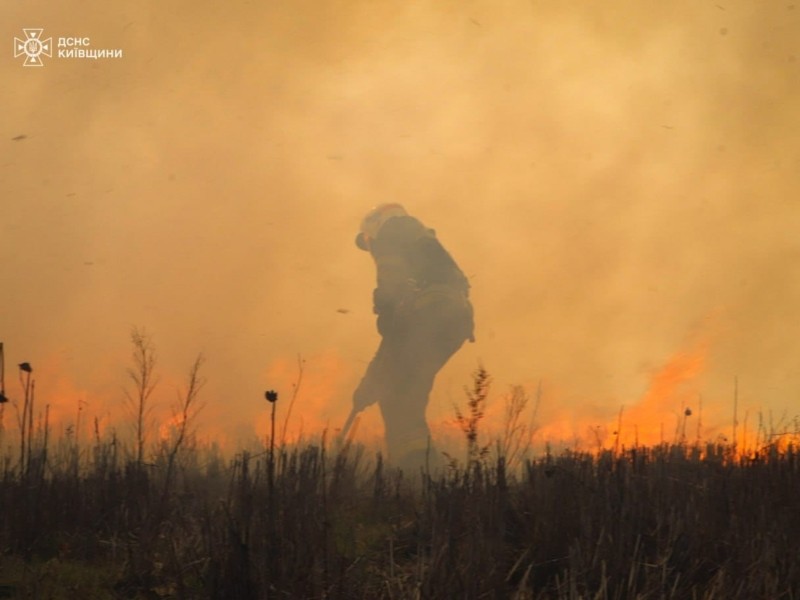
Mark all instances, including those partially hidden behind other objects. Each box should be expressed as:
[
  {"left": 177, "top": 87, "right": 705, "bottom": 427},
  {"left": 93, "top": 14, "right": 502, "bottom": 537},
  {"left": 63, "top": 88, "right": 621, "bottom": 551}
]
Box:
[{"left": 1, "top": 1, "right": 798, "bottom": 450}]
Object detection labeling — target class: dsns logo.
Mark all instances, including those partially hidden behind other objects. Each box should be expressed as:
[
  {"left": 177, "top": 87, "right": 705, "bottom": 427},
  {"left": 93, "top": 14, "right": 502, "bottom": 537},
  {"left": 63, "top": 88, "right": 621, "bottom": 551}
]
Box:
[{"left": 14, "top": 28, "right": 52, "bottom": 67}]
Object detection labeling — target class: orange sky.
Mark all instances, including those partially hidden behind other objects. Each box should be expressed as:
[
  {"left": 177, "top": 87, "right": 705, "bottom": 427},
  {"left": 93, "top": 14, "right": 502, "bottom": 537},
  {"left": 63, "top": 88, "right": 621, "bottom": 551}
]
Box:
[{"left": 1, "top": 1, "right": 798, "bottom": 457}]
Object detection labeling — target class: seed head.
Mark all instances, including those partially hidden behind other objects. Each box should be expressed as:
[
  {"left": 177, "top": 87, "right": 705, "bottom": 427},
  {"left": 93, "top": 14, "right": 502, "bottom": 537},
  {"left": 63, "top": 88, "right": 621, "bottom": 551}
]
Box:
[{"left": 265, "top": 390, "right": 278, "bottom": 403}]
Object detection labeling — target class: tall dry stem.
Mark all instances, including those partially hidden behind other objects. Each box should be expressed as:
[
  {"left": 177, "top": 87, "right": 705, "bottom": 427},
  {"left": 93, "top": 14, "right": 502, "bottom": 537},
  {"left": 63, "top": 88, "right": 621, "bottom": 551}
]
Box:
[
  {"left": 451, "top": 365, "right": 491, "bottom": 470},
  {"left": 280, "top": 354, "right": 304, "bottom": 447},
  {"left": 162, "top": 353, "right": 206, "bottom": 501},
  {"left": 125, "top": 327, "right": 159, "bottom": 466},
  {"left": 499, "top": 384, "right": 535, "bottom": 471},
  {"left": 15, "top": 365, "right": 33, "bottom": 473}
]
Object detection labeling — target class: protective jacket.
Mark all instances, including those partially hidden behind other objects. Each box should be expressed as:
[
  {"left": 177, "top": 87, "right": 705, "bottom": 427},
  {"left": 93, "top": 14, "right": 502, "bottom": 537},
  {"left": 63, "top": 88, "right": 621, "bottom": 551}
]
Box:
[{"left": 367, "top": 215, "right": 474, "bottom": 341}]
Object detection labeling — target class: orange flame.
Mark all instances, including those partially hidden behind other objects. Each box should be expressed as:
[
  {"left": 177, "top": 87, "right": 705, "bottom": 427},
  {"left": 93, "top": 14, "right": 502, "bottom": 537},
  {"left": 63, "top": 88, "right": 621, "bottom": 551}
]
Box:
[
  {"left": 426, "top": 336, "right": 717, "bottom": 459},
  {"left": 9, "top": 332, "right": 796, "bottom": 463},
  {"left": 255, "top": 351, "right": 373, "bottom": 446},
  {"left": 159, "top": 412, "right": 186, "bottom": 442},
  {"left": 618, "top": 337, "right": 708, "bottom": 448}
]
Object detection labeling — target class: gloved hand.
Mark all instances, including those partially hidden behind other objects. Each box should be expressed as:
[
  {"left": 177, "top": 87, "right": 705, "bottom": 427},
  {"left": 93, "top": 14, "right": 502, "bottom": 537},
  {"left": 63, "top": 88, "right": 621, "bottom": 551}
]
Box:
[{"left": 352, "top": 377, "right": 378, "bottom": 411}]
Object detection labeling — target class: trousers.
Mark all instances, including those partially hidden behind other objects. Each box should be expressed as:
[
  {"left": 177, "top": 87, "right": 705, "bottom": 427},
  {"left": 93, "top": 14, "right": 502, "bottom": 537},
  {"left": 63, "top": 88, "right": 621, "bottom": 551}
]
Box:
[{"left": 354, "top": 295, "right": 473, "bottom": 470}]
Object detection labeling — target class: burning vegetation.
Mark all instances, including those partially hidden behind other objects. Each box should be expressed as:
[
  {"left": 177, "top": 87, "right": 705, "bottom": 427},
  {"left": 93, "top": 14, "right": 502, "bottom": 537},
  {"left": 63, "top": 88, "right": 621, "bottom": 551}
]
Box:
[
  {"left": 0, "top": 335, "right": 799, "bottom": 597},
  {"left": 4, "top": 0, "right": 799, "bottom": 595}
]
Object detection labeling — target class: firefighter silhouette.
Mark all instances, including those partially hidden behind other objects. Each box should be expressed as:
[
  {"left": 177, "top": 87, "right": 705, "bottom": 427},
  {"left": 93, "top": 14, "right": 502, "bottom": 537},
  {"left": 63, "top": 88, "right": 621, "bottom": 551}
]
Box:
[{"left": 352, "top": 203, "right": 474, "bottom": 470}]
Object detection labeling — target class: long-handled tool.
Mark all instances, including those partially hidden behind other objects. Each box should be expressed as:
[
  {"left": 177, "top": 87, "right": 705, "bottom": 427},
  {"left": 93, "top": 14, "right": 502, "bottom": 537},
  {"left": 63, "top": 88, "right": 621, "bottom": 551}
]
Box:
[
  {"left": 338, "top": 406, "right": 360, "bottom": 442},
  {"left": 339, "top": 342, "right": 388, "bottom": 443}
]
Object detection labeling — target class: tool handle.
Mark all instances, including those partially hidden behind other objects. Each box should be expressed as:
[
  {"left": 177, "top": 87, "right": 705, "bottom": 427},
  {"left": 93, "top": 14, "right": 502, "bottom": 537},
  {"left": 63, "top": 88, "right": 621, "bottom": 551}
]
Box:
[{"left": 339, "top": 406, "right": 359, "bottom": 440}]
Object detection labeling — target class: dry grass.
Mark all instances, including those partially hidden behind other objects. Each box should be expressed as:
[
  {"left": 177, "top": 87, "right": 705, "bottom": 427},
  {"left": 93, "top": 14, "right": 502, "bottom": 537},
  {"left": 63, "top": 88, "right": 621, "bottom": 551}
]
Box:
[
  {"left": 1, "top": 349, "right": 798, "bottom": 598},
  {"left": 0, "top": 434, "right": 798, "bottom": 599}
]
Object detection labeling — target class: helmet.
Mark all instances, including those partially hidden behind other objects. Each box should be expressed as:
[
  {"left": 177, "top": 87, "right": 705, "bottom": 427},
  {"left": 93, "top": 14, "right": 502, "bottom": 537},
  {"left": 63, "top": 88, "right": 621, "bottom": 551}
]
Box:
[{"left": 355, "top": 203, "right": 407, "bottom": 251}]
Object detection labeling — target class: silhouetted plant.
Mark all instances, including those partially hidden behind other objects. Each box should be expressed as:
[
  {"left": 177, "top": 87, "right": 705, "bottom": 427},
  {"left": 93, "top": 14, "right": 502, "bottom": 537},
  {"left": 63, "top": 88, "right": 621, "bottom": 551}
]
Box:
[
  {"left": 446, "top": 365, "right": 492, "bottom": 474},
  {"left": 124, "top": 327, "right": 159, "bottom": 467}
]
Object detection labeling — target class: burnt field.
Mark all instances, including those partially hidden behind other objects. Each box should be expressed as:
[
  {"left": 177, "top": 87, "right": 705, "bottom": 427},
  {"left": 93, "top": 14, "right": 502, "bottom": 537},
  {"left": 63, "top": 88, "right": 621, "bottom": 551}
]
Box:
[{"left": 0, "top": 437, "right": 799, "bottom": 599}]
